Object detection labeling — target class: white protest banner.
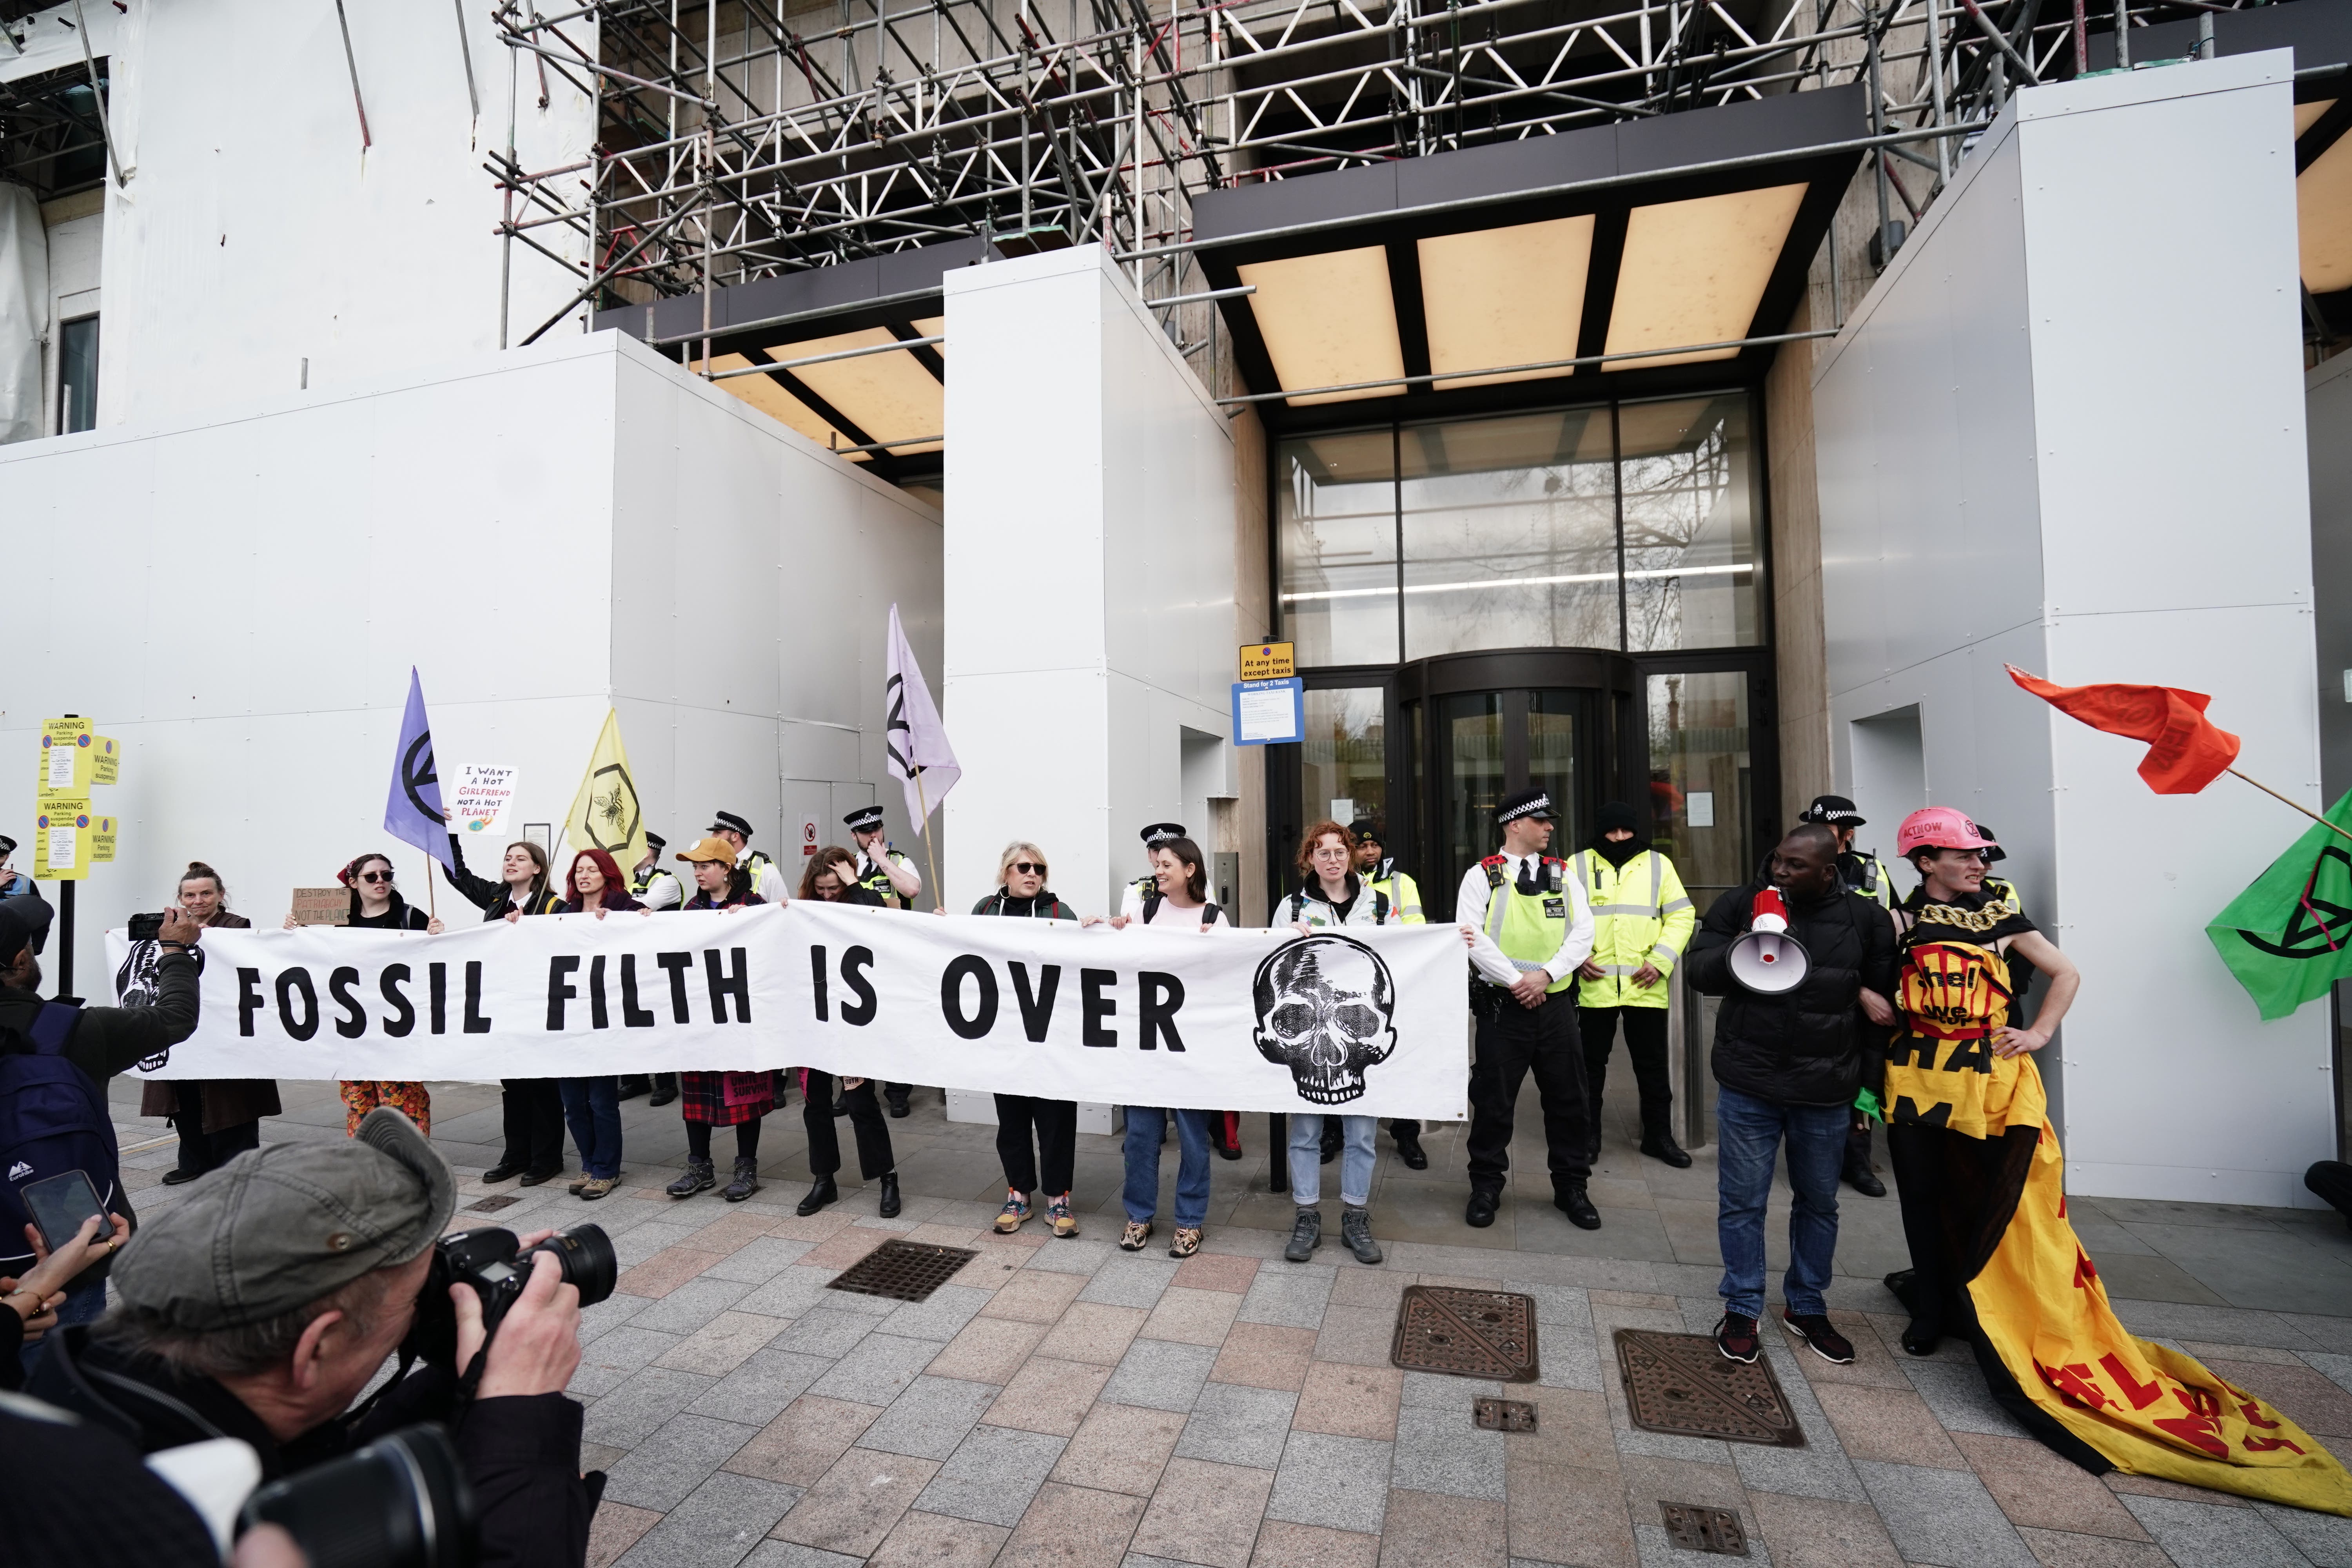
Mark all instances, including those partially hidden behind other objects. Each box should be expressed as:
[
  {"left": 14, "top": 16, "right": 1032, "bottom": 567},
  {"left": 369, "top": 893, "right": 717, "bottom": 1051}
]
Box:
[
  {"left": 449, "top": 763, "right": 519, "bottom": 837},
  {"left": 111, "top": 905, "right": 1469, "bottom": 1118}
]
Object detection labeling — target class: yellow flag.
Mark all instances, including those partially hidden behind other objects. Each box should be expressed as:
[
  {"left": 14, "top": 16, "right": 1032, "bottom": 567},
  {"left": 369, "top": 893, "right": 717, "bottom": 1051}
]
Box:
[{"left": 565, "top": 709, "right": 648, "bottom": 870}]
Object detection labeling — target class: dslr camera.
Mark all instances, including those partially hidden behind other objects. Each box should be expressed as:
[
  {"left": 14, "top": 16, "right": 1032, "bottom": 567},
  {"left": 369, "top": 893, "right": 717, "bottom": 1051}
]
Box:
[{"left": 405, "top": 1223, "right": 617, "bottom": 1372}]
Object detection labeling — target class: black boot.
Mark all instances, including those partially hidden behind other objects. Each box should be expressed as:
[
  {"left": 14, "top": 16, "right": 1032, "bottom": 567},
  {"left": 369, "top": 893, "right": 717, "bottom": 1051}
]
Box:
[
  {"left": 878, "top": 1172, "right": 902, "bottom": 1218},
  {"left": 796, "top": 1174, "right": 838, "bottom": 1216},
  {"left": 723, "top": 1156, "right": 761, "bottom": 1202},
  {"left": 1465, "top": 1189, "right": 1499, "bottom": 1227},
  {"left": 1846, "top": 1160, "right": 1887, "bottom": 1198},
  {"left": 616, "top": 1076, "right": 649, "bottom": 1102},
  {"left": 647, "top": 1074, "right": 678, "bottom": 1108},
  {"left": 666, "top": 1157, "right": 716, "bottom": 1198},
  {"left": 1555, "top": 1181, "right": 1601, "bottom": 1230},
  {"left": 1392, "top": 1129, "right": 1428, "bottom": 1171},
  {"left": 885, "top": 1086, "right": 911, "bottom": 1119},
  {"left": 1640, "top": 1129, "right": 1693, "bottom": 1169},
  {"left": 1283, "top": 1207, "right": 1321, "bottom": 1262}
]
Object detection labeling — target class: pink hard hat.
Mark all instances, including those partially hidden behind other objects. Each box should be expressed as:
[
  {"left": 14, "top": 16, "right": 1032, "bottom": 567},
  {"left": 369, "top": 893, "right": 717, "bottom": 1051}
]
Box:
[{"left": 1896, "top": 806, "right": 1998, "bottom": 858}]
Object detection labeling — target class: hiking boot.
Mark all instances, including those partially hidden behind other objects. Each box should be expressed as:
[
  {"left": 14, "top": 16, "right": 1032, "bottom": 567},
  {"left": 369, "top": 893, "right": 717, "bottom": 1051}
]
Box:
[
  {"left": 1120, "top": 1220, "right": 1152, "bottom": 1251},
  {"left": 995, "top": 1191, "right": 1032, "bottom": 1234},
  {"left": 666, "top": 1157, "right": 716, "bottom": 1198},
  {"left": 796, "top": 1175, "right": 839, "bottom": 1216},
  {"left": 1339, "top": 1205, "right": 1383, "bottom": 1265},
  {"left": 1284, "top": 1207, "right": 1322, "bottom": 1262},
  {"left": 1715, "top": 1312, "right": 1761, "bottom": 1364},
  {"left": 1169, "top": 1227, "right": 1202, "bottom": 1258},
  {"left": 578, "top": 1176, "right": 617, "bottom": 1201},
  {"left": 723, "top": 1156, "right": 761, "bottom": 1202},
  {"left": 1047, "top": 1194, "right": 1078, "bottom": 1238},
  {"left": 567, "top": 1173, "right": 590, "bottom": 1196},
  {"left": 1781, "top": 1310, "right": 1856, "bottom": 1365}
]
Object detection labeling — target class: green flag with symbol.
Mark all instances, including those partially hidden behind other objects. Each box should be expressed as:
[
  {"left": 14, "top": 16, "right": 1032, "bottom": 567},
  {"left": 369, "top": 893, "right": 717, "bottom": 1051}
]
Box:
[{"left": 2206, "top": 789, "right": 2352, "bottom": 1021}]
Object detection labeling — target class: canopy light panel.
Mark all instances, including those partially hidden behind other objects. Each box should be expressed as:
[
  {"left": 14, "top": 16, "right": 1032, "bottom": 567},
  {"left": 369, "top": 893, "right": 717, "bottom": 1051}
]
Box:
[
  {"left": 1237, "top": 247, "right": 1408, "bottom": 406},
  {"left": 1419, "top": 216, "right": 1595, "bottom": 391},
  {"left": 1606, "top": 184, "right": 1808, "bottom": 370}
]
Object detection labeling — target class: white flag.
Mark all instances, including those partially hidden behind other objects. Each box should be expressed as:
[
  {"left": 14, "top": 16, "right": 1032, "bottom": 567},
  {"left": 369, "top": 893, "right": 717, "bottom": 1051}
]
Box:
[{"left": 884, "top": 603, "right": 959, "bottom": 835}]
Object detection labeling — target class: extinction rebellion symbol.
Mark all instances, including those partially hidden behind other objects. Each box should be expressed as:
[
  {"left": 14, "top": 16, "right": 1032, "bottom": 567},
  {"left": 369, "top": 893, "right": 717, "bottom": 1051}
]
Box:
[
  {"left": 584, "top": 763, "right": 642, "bottom": 852},
  {"left": 2235, "top": 845, "right": 2352, "bottom": 960},
  {"left": 402, "top": 733, "right": 446, "bottom": 826}
]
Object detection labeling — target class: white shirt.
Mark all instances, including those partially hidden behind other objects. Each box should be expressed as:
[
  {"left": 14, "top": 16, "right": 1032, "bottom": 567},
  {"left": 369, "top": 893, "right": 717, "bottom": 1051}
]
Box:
[
  {"left": 1144, "top": 897, "right": 1229, "bottom": 929},
  {"left": 635, "top": 865, "right": 683, "bottom": 910},
  {"left": 1457, "top": 853, "right": 1594, "bottom": 987},
  {"left": 736, "top": 847, "right": 789, "bottom": 904},
  {"left": 856, "top": 847, "right": 920, "bottom": 900},
  {"left": 1116, "top": 874, "right": 1154, "bottom": 920}
]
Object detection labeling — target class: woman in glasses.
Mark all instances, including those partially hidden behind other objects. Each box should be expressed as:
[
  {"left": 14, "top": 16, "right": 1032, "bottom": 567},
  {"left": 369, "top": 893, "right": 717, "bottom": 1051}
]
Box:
[
  {"left": 973, "top": 842, "right": 1084, "bottom": 1238},
  {"left": 793, "top": 845, "right": 900, "bottom": 1217},
  {"left": 288, "top": 852, "right": 442, "bottom": 1135},
  {"left": 1096, "top": 834, "right": 1227, "bottom": 1258}
]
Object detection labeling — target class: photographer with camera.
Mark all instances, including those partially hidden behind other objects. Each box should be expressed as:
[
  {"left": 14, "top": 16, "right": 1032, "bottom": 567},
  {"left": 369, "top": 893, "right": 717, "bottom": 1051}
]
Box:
[{"left": 26, "top": 1107, "right": 602, "bottom": 1568}]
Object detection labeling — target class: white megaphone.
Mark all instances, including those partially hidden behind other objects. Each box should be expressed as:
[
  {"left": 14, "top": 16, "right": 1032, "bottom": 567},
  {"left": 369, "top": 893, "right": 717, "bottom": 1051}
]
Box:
[{"left": 1728, "top": 886, "right": 1810, "bottom": 995}]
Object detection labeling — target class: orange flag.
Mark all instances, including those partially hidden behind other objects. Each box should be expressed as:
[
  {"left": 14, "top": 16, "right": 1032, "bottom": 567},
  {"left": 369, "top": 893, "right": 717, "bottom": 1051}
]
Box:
[{"left": 2005, "top": 666, "right": 2241, "bottom": 795}]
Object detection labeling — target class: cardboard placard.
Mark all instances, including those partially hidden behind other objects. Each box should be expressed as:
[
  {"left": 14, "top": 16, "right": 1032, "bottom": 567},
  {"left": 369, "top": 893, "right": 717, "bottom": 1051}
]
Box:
[{"left": 289, "top": 887, "right": 351, "bottom": 926}]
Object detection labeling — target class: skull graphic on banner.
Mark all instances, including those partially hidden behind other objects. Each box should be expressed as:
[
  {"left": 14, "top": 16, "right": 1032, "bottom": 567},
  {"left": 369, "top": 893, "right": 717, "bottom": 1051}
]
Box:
[{"left": 1250, "top": 934, "right": 1398, "bottom": 1104}]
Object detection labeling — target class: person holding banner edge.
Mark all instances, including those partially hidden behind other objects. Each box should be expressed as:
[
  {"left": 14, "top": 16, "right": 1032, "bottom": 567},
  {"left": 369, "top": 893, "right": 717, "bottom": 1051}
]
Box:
[
  {"left": 143, "top": 863, "right": 279, "bottom": 1186},
  {"left": 444, "top": 837, "right": 568, "bottom": 1185},
  {"left": 290, "top": 853, "right": 441, "bottom": 1136},
  {"left": 795, "top": 845, "right": 903, "bottom": 1217},
  {"left": 620, "top": 831, "right": 686, "bottom": 1108},
  {"left": 554, "top": 849, "right": 640, "bottom": 1200},
  {"left": 974, "top": 841, "right": 1085, "bottom": 1238},
  {"left": 844, "top": 805, "right": 924, "bottom": 1118},
  {"left": 666, "top": 839, "right": 797, "bottom": 1207},
  {"left": 1352, "top": 820, "right": 1429, "bottom": 1171}
]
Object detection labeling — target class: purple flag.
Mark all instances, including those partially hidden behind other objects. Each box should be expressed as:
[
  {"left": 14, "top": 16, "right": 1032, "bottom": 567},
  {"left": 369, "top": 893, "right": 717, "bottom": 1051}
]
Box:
[{"left": 385, "top": 667, "right": 454, "bottom": 871}]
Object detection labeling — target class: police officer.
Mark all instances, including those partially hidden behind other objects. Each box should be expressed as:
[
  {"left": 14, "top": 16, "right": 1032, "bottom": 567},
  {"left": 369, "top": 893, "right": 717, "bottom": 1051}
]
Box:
[
  {"left": 1798, "top": 795, "right": 1894, "bottom": 1197},
  {"left": 843, "top": 806, "right": 924, "bottom": 909},
  {"left": 1118, "top": 823, "right": 1189, "bottom": 918},
  {"left": 710, "top": 811, "right": 789, "bottom": 904},
  {"left": 1351, "top": 818, "right": 1428, "bottom": 1170},
  {"left": 619, "top": 830, "right": 686, "bottom": 1106},
  {"left": 1460, "top": 788, "right": 1600, "bottom": 1230},
  {"left": 1798, "top": 795, "right": 1899, "bottom": 909},
  {"left": 631, "top": 831, "right": 685, "bottom": 909},
  {"left": 1570, "top": 800, "right": 1696, "bottom": 1169},
  {"left": 1974, "top": 825, "right": 2037, "bottom": 1009}
]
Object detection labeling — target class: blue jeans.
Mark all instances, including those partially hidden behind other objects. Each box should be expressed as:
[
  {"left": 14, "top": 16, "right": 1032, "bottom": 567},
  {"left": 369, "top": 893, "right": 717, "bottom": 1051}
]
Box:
[
  {"left": 1122, "top": 1108, "right": 1214, "bottom": 1228},
  {"left": 560, "top": 1076, "right": 624, "bottom": 1179},
  {"left": 1715, "top": 1085, "right": 1846, "bottom": 1319},
  {"left": 1288, "top": 1114, "right": 1376, "bottom": 1207}
]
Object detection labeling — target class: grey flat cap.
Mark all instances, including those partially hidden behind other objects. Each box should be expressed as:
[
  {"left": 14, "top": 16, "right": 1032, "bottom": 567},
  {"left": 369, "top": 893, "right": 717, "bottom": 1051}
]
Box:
[{"left": 112, "top": 1107, "right": 456, "bottom": 1330}]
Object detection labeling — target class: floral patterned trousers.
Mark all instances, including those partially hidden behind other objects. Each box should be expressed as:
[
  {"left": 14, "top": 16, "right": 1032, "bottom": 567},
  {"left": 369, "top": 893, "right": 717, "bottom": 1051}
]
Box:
[{"left": 342, "top": 1080, "right": 431, "bottom": 1136}]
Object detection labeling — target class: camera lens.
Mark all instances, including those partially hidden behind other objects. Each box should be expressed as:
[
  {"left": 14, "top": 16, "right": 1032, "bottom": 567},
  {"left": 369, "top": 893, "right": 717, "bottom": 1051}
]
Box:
[
  {"left": 526, "top": 1223, "right": 617, "bottom": 1308},
  {"left": 239, "top": 1423, "right": 475, "bottom": 1568}
]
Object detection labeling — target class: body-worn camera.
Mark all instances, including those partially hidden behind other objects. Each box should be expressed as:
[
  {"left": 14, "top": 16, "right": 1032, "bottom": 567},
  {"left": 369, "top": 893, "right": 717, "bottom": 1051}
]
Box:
[{"left": 406, "top": 1224, "right": 617, "bottom": 1372}]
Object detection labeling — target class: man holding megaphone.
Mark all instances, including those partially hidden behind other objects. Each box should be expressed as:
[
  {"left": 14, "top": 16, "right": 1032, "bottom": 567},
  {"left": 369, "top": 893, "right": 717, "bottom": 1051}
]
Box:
[{"left": 1685, "top": 824, "right": 1897, "bottom": 1368}]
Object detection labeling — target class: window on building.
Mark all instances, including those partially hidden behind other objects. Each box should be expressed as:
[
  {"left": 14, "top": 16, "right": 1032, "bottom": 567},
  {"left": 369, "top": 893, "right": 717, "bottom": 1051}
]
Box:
[
  {"left": 1277, "top": 390, "right": 1762, "bottom": 666},
  {"left": 1648, "top": 669, "right": 1752, "bottom": 903},
  {"left": 58, "top": 314, "right": 98, "bottom": 434},
  {"left": 1299, "top": 686, "right": 1388, "bottom": 840}
]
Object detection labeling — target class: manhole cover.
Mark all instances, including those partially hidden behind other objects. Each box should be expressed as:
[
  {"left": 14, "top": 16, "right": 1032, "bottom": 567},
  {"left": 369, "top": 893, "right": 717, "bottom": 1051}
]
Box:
[
  {"left": 1660, "top": 1503, "right": 1749, "bottom": 1555},
  {"left": 1614, "top": 1330, "right": 1804, "bottom": 1447},
  {"left": 465, "top": 1194, "right": 521, "bottom": 1212},
  {"left": 1473, "top": 1397, "right": 1537, "bottom": 1432},
  {"left": 826, "top": 1238, "right": 980, "bottom": 1303},
  {"left": 1392, "top": 1286, "right": 1539, "bottom": 1381}
]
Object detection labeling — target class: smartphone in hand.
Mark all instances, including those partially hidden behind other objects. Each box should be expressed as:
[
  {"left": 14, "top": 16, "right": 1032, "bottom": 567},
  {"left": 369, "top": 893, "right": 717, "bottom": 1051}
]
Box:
[{"left": 22, "top": 1169, "right": 107, "bottom": 1252}]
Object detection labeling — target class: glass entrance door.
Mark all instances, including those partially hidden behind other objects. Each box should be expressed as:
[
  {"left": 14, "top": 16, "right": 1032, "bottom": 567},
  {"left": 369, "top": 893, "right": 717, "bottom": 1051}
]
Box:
[{"left": 1425, "top": 687, "right": 1602, "bottom": 922}]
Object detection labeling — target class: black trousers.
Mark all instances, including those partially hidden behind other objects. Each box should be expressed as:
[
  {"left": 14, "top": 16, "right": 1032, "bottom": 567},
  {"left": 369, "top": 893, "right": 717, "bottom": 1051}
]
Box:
[
  {"left": 500, "top": 1079, "right": 567, "bottom": 1173},
  {"left": 1846, "top": 1115, "right": 1879, "bottom": 1174},
  {"left": 172, "top": 1085, "right": 260, "bottom": 1176},
  {"left": 1466, "top": 989, "right": 1593, "bottom": 1193},
  {"left": 804, "top": 1071, "right": 895, "bottom": 1180},
  {"left": 1576, "top": 1005, "right": 1673, "bottom": 1137},
  {"left": 1389, "top": 1120, "right": 1421, "bottom": 1141},
  {"left": 994, "top": 1095, "right": 1077, "bottom": 1196}
]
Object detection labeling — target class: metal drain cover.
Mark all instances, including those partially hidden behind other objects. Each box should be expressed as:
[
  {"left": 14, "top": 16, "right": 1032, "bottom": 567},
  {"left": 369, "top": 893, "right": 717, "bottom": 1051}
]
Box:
[
  {"left": 1614, "top": 1330, "right": 1804, "bottom": 1447},
  {"left": 464, "top": 1194, "right": 521, "bottom": 1212},
  {"left": 1392, "top": 1286, "right": 1539, "bottom": 1381},
  {"left": 1661, "top": 1503, "right": 1749, "bottom": 1555},
  {"left": 1473, "top": 1397, "right": 1537, "bottom": 1432},
  {"left": 826, "top": 1238, "right": 980, "bottom": 1303}
]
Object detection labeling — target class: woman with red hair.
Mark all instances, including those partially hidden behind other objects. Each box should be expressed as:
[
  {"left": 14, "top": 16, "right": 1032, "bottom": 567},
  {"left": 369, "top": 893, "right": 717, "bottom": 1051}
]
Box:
[{"left": 554, "top": 849, "right": 641, "bottom": 1199}]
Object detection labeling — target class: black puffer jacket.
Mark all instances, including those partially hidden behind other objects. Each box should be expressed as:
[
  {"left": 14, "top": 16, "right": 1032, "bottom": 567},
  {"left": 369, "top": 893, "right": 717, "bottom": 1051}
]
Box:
[{"left": 1685, "top": 877, "right": 1896, "bottom": 1107}]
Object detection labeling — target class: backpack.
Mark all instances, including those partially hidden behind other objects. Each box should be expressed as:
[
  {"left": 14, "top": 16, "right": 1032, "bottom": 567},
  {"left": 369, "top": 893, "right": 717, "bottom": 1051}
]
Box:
[
  {"left": 1142, "top": 891, "right": 1223, "bottom": 927},
  {"left": 0, "top": 1001, "right": 115, "bottom": 1270},
  {"left": 1284, "top": 887, "right": 1389, "bottom": 926}
]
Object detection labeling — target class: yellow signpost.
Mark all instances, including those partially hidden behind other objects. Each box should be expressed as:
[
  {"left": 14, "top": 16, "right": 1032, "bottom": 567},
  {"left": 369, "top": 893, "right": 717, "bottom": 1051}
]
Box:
[
  {"left": 33, "top": 715, "right": 122, "bottom": 998},
  {"left": 1239, "top": 641, "right": 1296, "bottom": 681}
]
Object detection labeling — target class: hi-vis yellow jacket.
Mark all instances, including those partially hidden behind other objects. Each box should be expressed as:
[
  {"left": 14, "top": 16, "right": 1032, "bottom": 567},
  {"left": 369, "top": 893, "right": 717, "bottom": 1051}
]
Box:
[{"left": 1566, "top": 848, "right": 1695, "bottom": 1009}]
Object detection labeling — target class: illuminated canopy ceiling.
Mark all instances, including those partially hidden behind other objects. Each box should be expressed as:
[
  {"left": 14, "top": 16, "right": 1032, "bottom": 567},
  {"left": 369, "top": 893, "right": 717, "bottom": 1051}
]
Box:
[{"left": 1193, "top": 85, "right": 1864, "bottom": 427}]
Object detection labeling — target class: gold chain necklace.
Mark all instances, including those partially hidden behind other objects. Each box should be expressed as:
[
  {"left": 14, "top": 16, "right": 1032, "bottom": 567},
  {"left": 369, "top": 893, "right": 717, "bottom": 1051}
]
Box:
[{"left": 1911, "top": 894, "right": 2020, "bottom": 933}]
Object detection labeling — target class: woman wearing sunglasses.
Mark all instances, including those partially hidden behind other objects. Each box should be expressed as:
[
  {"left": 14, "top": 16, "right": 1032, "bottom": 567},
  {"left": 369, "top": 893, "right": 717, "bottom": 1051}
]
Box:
[
  {"left": 287, "top": 852, "right": 442, "bottom": 1135},
  {"left": 972, "top": 842, "right": 1084, "bottom": 1238}
]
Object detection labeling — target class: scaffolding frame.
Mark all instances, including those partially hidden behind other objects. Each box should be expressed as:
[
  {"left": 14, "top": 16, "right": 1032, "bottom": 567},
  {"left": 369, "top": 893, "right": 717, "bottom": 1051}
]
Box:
[{"left": 486, "top": 0, "right": 2256, "bottom": 353}]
